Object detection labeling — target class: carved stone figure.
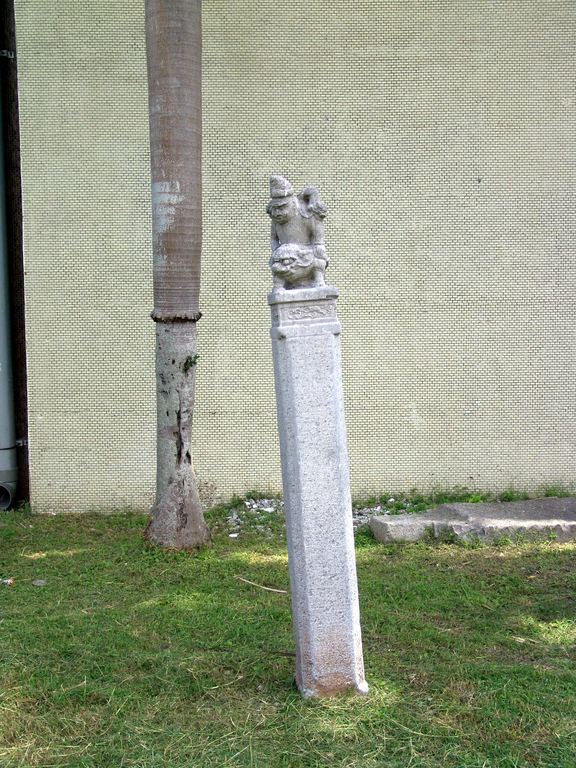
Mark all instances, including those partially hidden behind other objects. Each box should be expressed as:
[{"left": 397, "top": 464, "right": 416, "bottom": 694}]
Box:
[
  {"left": 266, "top": 189, "right": 368, "bottom": 696},
  {"left": 266, "top": 175, "right": 328, "bottom": 290}
]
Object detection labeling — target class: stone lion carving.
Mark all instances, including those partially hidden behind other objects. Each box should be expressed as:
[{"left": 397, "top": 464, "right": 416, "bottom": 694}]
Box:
[
  {"left": 266, "top": 175, "right": 328, "bottom": 290},
  {"left": 270, "top": 243, "right": 327, "bottom": 289}
]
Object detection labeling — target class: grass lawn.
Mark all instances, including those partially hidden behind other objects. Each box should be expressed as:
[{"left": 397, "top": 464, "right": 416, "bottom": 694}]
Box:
[{"left": 1, "top": 500, "right": 575, "bottom": 767}]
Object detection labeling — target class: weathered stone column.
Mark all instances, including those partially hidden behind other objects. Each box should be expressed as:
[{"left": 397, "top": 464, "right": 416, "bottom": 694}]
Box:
[
  {"left": 269, "top": 286, "right": 367, "bottom": 697},
  {"left": 266, "top": 176, "right": 367, "bottom": 697}
]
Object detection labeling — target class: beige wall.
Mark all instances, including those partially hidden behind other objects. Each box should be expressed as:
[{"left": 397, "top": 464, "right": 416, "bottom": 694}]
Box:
[
  {"left": 15, "top": 0, "right": 154, "bottom": 512},
  {"left": 15, "top": 0, "right": 576, "bottom": 512}
]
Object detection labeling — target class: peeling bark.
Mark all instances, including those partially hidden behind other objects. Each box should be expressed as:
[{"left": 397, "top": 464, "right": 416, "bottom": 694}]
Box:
[{"left": 145, "top": 321, "right": 209, "bottom": 549}]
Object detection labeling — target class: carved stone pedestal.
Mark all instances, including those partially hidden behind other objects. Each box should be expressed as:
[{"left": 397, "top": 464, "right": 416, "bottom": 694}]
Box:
[{"left": 269, "top": 285, "right": 368, "bottom": 698}]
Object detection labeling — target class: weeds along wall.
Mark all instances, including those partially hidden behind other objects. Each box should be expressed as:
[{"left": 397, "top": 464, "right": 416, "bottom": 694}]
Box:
[{"left": 15, "top": 1, "right": 576, "bottom": 512}]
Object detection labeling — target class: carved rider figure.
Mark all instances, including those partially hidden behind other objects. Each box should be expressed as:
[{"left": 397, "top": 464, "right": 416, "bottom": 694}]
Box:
[{"left": 266, "top": 175, "right": 328, "bottom": 290}]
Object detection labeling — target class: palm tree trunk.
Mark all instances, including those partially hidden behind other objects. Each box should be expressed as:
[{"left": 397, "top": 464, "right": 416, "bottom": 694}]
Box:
[{"left": 144, "top": 0, "right": 210, "bottom": 549}]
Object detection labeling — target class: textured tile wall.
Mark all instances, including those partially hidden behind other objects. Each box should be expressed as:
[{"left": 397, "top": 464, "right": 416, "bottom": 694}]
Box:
[
  {"left": 15, "top": 0, "right": 155, "bottom": 512},
  {"left": 15, "top": 1, "right": 576, "bottom": 511}
]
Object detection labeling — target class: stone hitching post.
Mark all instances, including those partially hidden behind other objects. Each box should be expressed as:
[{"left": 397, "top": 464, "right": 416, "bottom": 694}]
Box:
[{"left": 266, "top": 175, "right": 368, "bottom": 697}]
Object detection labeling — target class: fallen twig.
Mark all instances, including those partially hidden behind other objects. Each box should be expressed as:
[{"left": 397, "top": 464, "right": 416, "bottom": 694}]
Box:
[{"left": 234, "top": 575, "right": 288, "bottom": 594}]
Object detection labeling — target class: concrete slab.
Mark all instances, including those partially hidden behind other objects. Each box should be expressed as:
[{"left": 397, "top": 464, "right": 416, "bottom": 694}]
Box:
[{"left": 370, "top": 497, "right": 576, "bottom": 544}]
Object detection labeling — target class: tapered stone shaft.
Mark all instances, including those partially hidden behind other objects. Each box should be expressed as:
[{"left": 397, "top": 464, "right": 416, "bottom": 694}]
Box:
[{"left": 269, "top": 285, "right": 368, "bottom": 698}]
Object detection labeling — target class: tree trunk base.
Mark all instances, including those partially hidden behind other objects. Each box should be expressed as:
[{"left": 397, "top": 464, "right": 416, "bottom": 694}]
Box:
[{"left": 145, "top": 465, "right": 211, "bottom": 550}]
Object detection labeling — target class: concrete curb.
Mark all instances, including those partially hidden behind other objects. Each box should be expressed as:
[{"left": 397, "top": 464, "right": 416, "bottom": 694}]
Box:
[{"left": 370, "top": 497, "right": 576, "bottom": 544}]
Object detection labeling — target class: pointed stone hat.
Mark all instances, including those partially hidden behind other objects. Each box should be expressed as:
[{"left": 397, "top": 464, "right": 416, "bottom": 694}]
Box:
[{"left": 269, "top": 175, "right": 294, "bottom": 199}]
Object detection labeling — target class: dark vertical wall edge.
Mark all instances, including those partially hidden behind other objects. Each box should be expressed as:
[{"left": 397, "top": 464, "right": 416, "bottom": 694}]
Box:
[{"left": 1, "top": 0, "right": 29, "bottom": 503}]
